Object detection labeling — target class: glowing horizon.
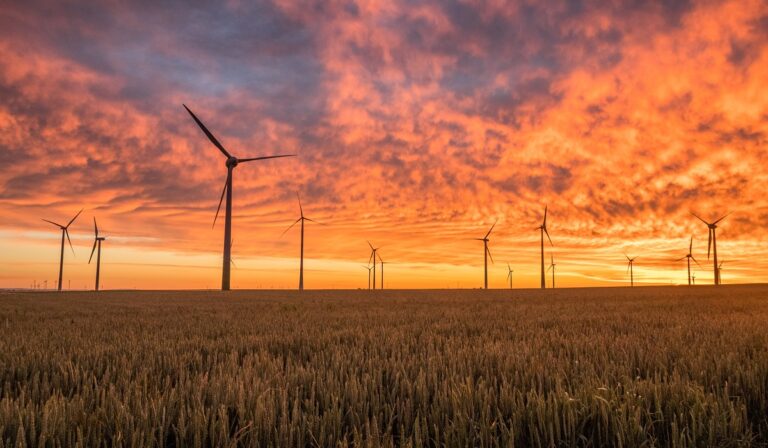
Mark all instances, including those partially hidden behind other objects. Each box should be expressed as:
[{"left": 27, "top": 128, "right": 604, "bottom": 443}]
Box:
[{"left": 1, "top": 0, "right": 767, "bottom": 290}]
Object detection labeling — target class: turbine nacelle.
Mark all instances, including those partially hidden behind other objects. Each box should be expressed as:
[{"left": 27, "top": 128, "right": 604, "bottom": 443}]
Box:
[{"left": 226, "top": 156, "right": 239, "bottom": 168}]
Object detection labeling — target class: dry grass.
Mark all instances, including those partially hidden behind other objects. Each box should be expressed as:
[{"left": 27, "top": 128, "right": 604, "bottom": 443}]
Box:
[{"left": 1, "top": 285, "right": 768, "bottom": 447}]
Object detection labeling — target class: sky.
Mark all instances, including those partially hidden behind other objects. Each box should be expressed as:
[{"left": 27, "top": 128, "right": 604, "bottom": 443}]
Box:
[{"left": 0, "top": 0, "right": 766, "bottom": 290}]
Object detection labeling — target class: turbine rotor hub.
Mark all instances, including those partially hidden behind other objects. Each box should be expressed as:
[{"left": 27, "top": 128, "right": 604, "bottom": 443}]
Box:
[{"left": 226, "top": 157, "right": 238, "bottom": 168}]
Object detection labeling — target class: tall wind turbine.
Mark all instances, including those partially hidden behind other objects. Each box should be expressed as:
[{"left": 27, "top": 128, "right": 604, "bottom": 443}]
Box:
[
  {"left": 547, "top": 254, "right": 556, "bottom": 288},
  {"left": 184, "top": 104, "right": 296, "bottom": 291},
  {"left": 691, "top": 211, "right": 731, "bottom": 285},
  {"left": 677, "top": 237, "right": 702, "bottom": 286},
  {"left": 625, "top": 255, "right": 637, "bottom": 287},
  {"left": 506, "top": 264, "right": 513, "bottom": 289},
  {"left": 282, "top": 193, "right": 322, "bottom": 291},
  {"left": 42, "top": 209, "right": 82, "bottom": 291},
  {"left": 367, "top": 242, "right": 379, "bottom": 290},
  {"left": 537, "top": 206, "right": 553, "bottom": 289},
  {"left": 88, "top": 218, "right": 106, "bottom": 291},
  {"left": 474, "top": 221, "right": 496, "bottom": 289}
]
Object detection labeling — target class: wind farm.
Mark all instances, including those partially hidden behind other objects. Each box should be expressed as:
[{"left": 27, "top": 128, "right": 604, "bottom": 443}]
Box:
[{"left": 2, "top": 0, "right": 768, "bottom": 446}]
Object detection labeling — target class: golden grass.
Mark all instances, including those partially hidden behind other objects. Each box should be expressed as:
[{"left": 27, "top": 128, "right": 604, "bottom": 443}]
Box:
[{"left": 1, "top": 285, "right": 767, "bottom": 447}]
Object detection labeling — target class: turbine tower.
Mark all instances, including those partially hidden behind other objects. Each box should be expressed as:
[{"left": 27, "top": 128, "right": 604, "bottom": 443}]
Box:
[
  {"left": 42, "top": 209, "right": 82, "bottom": 291},
  {"left": 547, "top": 254, "right": 556, "bottom": 288},
  {"left": 691, "top": 211, "right": 731, "bottom": 286},
  {"left": 625, "top": 255, "right": 637, "bottom": 287},
  {"left": 184, "top": 104, "right": 295, "bottom": 291},
  {"left": 676, "top": 237, "right": 702, "bottom": 286},
  {"left": 367, "top": 242, "right": 379, "bottom": 290},
  {"left": 537, "top": 206, "right": 553, "bottom": 289},
  {"left": 88, "top": 217, "right": 106, "bottom": 291},
  {"left": 282, "top": 193, "right": 322, "bottom": 291},
  {"left": 378, "top": 254, "right": 387, "bottom": 290},
  {"left": 474, "top": 221, "right": 496, "bottom": 289},
  {"left": 506, "top": 264, "right": 513, "bottom": 289}
]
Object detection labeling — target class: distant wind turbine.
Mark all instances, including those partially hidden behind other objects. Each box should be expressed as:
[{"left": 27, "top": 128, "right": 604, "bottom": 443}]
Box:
[
  {"left": 718, "top": 260, "right": 725, "bottom": 284},
  {"left": 88, "top": 217, "right": 106, "bottom": 291},
  {"left": 474, "top": 221, "right": 496, "bottom": 289},
  {"left": 506, "top": 264, "right": 513, "bottom": 289},
  {"left": 282, "top": 193, "right": 323, "bottom": 291},
  {"left": 677, "top": 237, "right": 702, "bottom": 286},
  {"left": 362, "top": 265, "right": 373, "bottom": 290},
  {"left": 625, "top": 255, "right": 637, "bottom": 287},
  {"left": 537, "top": 206, "right": 553, "bottom": 289},
  {"left": 42, "top": 209, "right": 82, "bottom": 291},
  {"left": 692, "top": 273, "right": 696, "bottom": 285},
  {"left": 184, "top": 104, "right": 296, "bottom": 291},
  {"left": 691, "top": 211, "right": 731, "bottom": 285},
  {"left": 378, "top": 254, "right": 387, "bottom": 290},
  {"left": 547, "top": 254, "right": 556, "bottom": 288},
  {"left": 367, "top": 242, "right": 379, "bottom": 290}
]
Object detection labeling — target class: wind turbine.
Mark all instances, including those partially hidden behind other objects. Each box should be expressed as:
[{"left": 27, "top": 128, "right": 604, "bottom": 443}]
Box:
[
  {"left": 184, "top": 104, "right": 296, "bottom": 291},
  {"left": 378, "top": 253, "right": 387, "bottom": 290},
  {"left": 367, "top": 242, "right": 379, "bottom": 290},
  {"left": 474, "top": 221, "right": 496, "bottom": 289},
  {"left": 676, "top": 237, "right": 702, "bottom": 286},
  {"left": 692, "top": 273, "right": 696, "bottom": 285},
  {"left": 625, "top": 255, "right": 637, "bottom": 287},
  {"left": 362, "top": 265, "right": 373, "bottom": 290},
  {"left": 42, "top": 209, "right": 82, "bottom": 291},
  {"left": 506, "top": 264, "right": 513, "bottom": 289},
  {"left": 88, "top": 218, "right": 106, "bottom": 291},
  {"left": 691, "top": 211, "right": 731, "bottom": 285},
  {"left": 282, "top": 193, "right": 323, "bottom": 291},
  {"left": 537, "top": 206, "right": 553, "bottom": 289},
  {"left": 547, "top": 254, "right": 556, "bottom": 288},
  {"left": 718, "top": 260, "right": 725, "bottom": 284}
]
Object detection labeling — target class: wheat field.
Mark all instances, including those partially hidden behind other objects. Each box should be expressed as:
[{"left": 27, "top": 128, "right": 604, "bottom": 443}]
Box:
[{"left": 1, "top": 286, "right": 767, "bottom": 447}]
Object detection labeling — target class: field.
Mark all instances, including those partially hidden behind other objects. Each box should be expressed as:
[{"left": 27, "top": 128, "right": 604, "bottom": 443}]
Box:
[{"left": 1, "top": 286, "right": 768, "bottom": 447}]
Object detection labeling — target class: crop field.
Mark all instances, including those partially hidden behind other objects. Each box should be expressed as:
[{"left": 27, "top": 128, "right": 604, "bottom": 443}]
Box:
[{"left": 1, "top": 286, "right": 768, "bottom": 447}]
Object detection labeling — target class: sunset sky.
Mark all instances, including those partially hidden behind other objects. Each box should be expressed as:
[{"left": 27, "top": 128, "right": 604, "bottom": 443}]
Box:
[{"left": 1, "top": 0, "right": 766, "bottom": 289}]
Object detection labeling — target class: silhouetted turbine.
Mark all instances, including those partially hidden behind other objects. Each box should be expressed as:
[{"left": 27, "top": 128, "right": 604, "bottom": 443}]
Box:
[
  {"left": 537, "top": 206, "right": 553, "bottom": 289},
  {"left": 625, "top": 254, "right": 637, "bottom": 287},
  {"left": 184, "top": 104, "right": 296, "bottom": 291},
  {"left": 88, "top": 217, "right": 107, "bottom": 291},
  {"left": 474, "top": 221, "right": 496, "bottom": 289},
  {"left": 282, "top": 193, "right": 323, "bottom": 291},
  {"left": 676, "top": 237, "right": 702, "bottom": 286},
  {"left": 367, "top": 242, "right": 379, "bottom": 290},
  {"left": 378, "top": 253, "right": 387, "bottom": 290},
  {"left": 547, "top": 254, "right": 556, "bottom": 288},
  {"left": 362, "top": 265, "right": 373, "bottom": 290},
  {"left": 506, "top": 263, "right": 513, "bottom": 290},
  {"left": 42, "top": 209, "right": 82, "bottom": 291},
  {"left": 691, "top": 211, "right": 731, "bottom": 286},
  {"left": 718, "top": 260, "right": 725, "bottom": 284}
]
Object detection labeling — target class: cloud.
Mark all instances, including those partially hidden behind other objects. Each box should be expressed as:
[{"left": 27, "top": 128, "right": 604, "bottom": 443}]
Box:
[{"left": 0, "top": 0, "right": 767, "bottom": 287}]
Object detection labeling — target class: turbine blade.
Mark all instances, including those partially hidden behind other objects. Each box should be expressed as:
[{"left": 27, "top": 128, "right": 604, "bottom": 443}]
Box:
[
  {"left": 676, "top": 256, "right": 687, "bottom": 261},
  {"left": 486, "top": 246, "right": 494, "bottom": 264},
  {"left": 237, "top": 154, "right": 296, "bottom": 163},
  {"left": 66, "top": 209, "right": 83, "bottom": 228},
  {"left": 713, "top": 211, "right": 732, "bottom": 225},
  {"left": 707, "top": 228, "right": 712, "bottom": 259},
  {"left": 65, "top": 229, "right": 75, "bottom": 256},
  {"left": 297, "top": 192, "right": 303, "bottom": 218},
  {"left": 93, "top": 217, "right": 98, "bottom": 238},
  {"left": 183, "top": 104, "right": 231, "bottom": 158},
  {"left": 544, "top": 227, "right": 553, "bottom": 246},
  {"left": 543, "top": 205, "right": 548, "bottom": 227},
  {"left": 88, "top": 239, "right": 97, "bottom": 264},
  {"left": 42, "top": 218, "right": 63, "bottom": 228},
  {"left": 689, "top": 236, "right": 693, "bottom": 254},
  {"left": 304, "top": 217, "right": 325, "bottom": 225},
  {"left": 281, "top": 218, "right": 302, "bottom": 237},
  {"left": 690, "top": 212, "right": 710, "bottom": 226},
  {"left": 368, "top": 241, "right": 374, "bottom": 251},
  {"left": 691, "top": 256, "right": 704, "bottom": 269},
  {"left": 627, "top": 262, "right": 631, "bottom": 274},
  {"left": 212, "top": 172, "right": 230, "bottom": 228},
  {"left": 484, "top": 219, "right": 497, "bottom": 239}
]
